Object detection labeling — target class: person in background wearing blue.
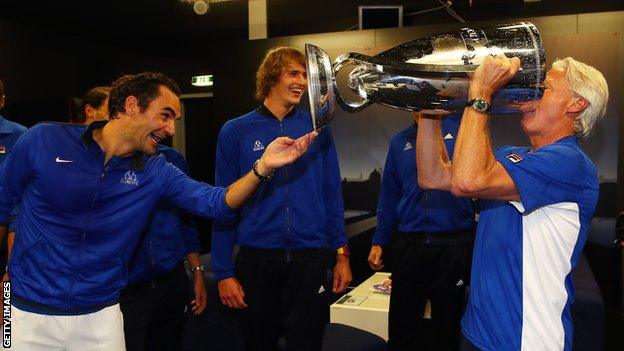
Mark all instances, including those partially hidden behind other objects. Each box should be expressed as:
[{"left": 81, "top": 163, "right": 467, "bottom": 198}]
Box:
[
  {"left": 0, "top": 71, "right": 317, "bottom": 350},
  {"left": 0, "top": 77, "right": 27, "bottom": 282},
  {"left": 416, "top": 56, "right": 608, "bottom": 351},
  {"left": 368, "top": 114, "right": 475, "bottom": 351},
  {"left": 212, "top": 47, "right": 352, "bottom": 351},
  {"left": 120, "top": 144, "right": 207, "bottom": 351}
]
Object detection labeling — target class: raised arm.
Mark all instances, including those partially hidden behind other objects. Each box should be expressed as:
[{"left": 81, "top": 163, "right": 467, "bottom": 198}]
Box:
[
  {"left": 415, "top": 113, "right": 452, "bottom": 191},
  {"left": 450, "top": 55, "right": 520, "bottom": 201}
]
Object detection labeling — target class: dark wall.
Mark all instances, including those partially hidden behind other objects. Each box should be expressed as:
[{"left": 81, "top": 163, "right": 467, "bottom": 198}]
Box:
[{"left": 0, "top": 18, "right": 214, "bottom": 127}]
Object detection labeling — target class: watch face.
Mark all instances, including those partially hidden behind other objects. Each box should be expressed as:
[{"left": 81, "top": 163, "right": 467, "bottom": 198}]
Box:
[{"left": 474, "top": 99, "right": 489, "bottom": 112}]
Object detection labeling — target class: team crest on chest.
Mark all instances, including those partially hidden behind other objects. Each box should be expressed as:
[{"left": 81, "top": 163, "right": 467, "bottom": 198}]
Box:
[
  {"left": 253, "top": 140, "right": 265, "bottom": 152},
  {"left": 0, "top": 146, "right": 5, "bottom": 154},
  {"left": 121, "top": 170, "right": 139, "bottom": 186}
]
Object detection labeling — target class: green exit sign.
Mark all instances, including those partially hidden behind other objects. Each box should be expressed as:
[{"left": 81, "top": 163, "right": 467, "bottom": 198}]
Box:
[{"left": 191, "top": 74, "right": 213, "bottom": 87}]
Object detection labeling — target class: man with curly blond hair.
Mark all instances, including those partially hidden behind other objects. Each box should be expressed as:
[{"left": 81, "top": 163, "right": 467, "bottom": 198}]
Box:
[{"left": 212, "top": 47, "right": 352, "bottom": 350}]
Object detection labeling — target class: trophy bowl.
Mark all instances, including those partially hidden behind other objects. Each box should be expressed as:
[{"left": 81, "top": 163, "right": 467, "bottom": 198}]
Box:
[{"left": 306, "top": 22, "right": 546, "bottom": 130}]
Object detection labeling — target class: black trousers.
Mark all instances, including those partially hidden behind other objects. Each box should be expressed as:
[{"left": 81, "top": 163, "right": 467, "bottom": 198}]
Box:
[
  {"left": 234, "top": 248, "right": 330, "bottom": 351},
  {"left": 388, "top": 233, "right": 473, "bottom": 351},
  {"left": 120, "top": 262, "right": 190, "bottom": 351}
]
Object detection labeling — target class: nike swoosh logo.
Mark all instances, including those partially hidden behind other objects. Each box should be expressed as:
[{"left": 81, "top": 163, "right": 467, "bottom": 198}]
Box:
[{"left": 55, "top": 157, "right": 74, "bottom": 163}]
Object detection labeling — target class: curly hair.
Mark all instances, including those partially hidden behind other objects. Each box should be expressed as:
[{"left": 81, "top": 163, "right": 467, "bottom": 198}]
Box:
[
  {"left": 108, "top": 72, "right": 181, "bottom": 119},
  {"left": 255, "top": 47, "right": 306, "bottom": 101}
]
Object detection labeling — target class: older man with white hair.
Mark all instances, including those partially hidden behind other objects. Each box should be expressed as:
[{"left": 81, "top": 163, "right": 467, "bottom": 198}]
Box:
[{"left": 415, "top": 56, "right": 608, "bottom": 351}]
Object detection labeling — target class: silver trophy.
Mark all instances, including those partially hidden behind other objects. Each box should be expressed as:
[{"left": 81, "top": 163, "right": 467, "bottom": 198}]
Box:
[{"left": 306, "top": 22, "right": 546, "bottom": 130}]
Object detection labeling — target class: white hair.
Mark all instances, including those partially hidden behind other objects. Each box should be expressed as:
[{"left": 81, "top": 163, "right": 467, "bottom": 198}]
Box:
[{"left": 551, "top": 57, "right": 609, "bottom": 140}]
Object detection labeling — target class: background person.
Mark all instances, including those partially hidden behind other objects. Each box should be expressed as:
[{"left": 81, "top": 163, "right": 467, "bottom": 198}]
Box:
[
  {"left": 369, "top": 114, "right": 475, "bottom": 351},
  {"left": 0, "top": 77, "right": 27, "bottom": 282},
  {"left": 69, "top": 86, "right": 110, "bottom": 124},
  {"left": 212, "top": 47, "right": 352, "bottom": 351}
]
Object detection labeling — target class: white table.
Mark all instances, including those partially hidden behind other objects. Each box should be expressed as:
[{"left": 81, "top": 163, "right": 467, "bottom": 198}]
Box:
[
  {"left": 330, "top": 272, "right": 432, "bottom": 340},
  {"left": 330, "top": 272, "right": 391, "bottom": 340}
]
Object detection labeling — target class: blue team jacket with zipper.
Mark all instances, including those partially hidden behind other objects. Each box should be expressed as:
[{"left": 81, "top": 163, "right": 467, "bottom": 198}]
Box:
[
  {"left": 0, "top": 114, "right": 27, "bottom": 231},
  {"left": 0, "top": 121, "right": 234, "bottom": 314},
  {"left": 372, "top": 117, "right": 475, "bottom": 246},
  {"left": 126, "top": 145, "right": 200, "bottom": 285},
  {"left": 211, "top": 106, "right": 346, "bottom": 281}
]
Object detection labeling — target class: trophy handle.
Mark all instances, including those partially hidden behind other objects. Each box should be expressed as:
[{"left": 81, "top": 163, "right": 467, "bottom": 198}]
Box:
[
  {"left": 335, "top": 52, "right": 478, "bottom": 78},
  {"left": 332, "top": 54, "right": 373, "bottom": 113}
]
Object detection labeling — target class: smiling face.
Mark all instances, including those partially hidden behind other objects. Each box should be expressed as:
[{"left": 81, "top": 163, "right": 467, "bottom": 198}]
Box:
[
  {"left": 267, "top": 61, "right": 307, "bottom": 108},
  {"left": 129, "top": 86, "right": 181, "bottom": 154}
]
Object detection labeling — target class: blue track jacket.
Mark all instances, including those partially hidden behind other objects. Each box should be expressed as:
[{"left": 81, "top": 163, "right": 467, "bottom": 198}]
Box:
[
  {"left": 372, "top": 117, "right": 475, "bottom": 246},
  {"left": 0, "top": 114, "right": 27, "bottom": 230},
  {"left": 211, "top": 106, "right": 346, "bottom": 281},
  {"left": 126, "top": 145, "right": 200, "bottom": 284},
  {"left": 0, "top": 121, "right": 234, "bottom": 314}
]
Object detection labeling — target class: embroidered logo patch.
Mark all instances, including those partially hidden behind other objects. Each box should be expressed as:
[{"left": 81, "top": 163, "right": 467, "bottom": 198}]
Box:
[
  {"left": 443, "top": 133, "right": 454, "bottom": 140},
  {"left": 403, "top": 142, "right": 412, "bottom": 151},
  {"left": 0, "top": 146, "right": 5, "bottom": 154},
  {"left": 253, "top": 140, "right": 265, "bottom": 152},
  {"left": 121, "top": 170, "right": 139, "bottom": 186},
  {"left": 506, "top": 153, "right": 523, "bottom": 163}
]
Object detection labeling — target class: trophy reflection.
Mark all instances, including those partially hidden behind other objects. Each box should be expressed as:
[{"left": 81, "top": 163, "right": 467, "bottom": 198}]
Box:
[{"left": 306, "top": 22, "right": 546, "bottom": 130}]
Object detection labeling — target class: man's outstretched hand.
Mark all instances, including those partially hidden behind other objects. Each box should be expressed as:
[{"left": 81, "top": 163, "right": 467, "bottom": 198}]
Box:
[{"left": 257, "top": 131, "right": 319, "bottom": 174}]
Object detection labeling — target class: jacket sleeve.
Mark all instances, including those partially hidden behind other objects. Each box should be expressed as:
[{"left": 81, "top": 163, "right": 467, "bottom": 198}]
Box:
[
  {"left": 165, "top": 150, "right": 200, "bottom": 255},
  {"left": 0, "top": 126, "right": 38, "bottom": 225},
  {"left": 372, "top": 140, "right": 401, "bottom": 246},
  {"left": 211, "top": 122, "right": 241, "bottom": 281},
  {"left": 160, "top": 158, "right": 236, "bottom": 221},
  {"left": 320, "top": 128, "right": 347, "bottom": 249}
]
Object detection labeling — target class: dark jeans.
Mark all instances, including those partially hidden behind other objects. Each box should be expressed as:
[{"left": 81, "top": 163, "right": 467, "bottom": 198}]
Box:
[
  {"left": 234, "top": 248, "right": 330, "bottom": 351},
  {"left": 120, "top": 262, "right": 190, "bottom": 351},
  {"left": 388, "top": 233, "right": 473, "bottom": 351}
]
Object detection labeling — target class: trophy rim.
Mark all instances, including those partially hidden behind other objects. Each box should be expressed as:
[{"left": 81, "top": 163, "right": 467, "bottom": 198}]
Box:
[{"left": 305, "top": 43, "right": 336, "bottom": 130}]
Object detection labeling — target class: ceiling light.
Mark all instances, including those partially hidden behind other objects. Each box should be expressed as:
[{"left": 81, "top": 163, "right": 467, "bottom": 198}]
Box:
[{"left": 194, "top": 0, "right": 209, "bottom": 15}]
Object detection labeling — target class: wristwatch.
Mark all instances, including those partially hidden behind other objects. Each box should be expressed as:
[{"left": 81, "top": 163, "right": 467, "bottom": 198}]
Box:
[
  {"left": 252, "top": 159, "right": 275, "bottom": 182},
  {"left": 189, "top": 265, "right": 205, "bottom": 274},
  {"left": 336, "top": 245, "right": 350, "bottom": 258},
  {"left": 465, "top": 98, "right": 491, "bottom": 113}
]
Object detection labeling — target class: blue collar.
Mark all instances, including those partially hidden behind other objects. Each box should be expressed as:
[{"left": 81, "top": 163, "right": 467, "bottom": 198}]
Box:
[
  {"left": 0, "top": 114, "right": 15, "bottom": 134},
  {"left": 256, "top": 104, "right": 298, "bottom": 120},
  {"left": 556, "top": 135, "right": 579, "bottom": 146},
  {"left": 79, "top": 120, "right": 147, "bottom": 171}
]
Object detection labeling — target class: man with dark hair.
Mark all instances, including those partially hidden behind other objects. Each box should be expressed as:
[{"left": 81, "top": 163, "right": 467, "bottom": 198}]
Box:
[
  {"left": 0, "top": 78, "right": 27, "bottom": 281},
  {"left": 212, "top": 47, "right": 351, "bottom": 351},
  {"left": 0, "top": 71, "right": 316, "bottom": 350},
  {"left": 68, "top": 86, "right": 110, "bottom": 124}
]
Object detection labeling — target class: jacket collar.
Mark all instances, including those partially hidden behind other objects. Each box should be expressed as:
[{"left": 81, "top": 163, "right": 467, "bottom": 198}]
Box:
[
  {"left": 255, "top": 104, "right": 297, "bottom": 120},
  {"left": 80, "top": 120, "right": 146, "bottom": 170}
]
